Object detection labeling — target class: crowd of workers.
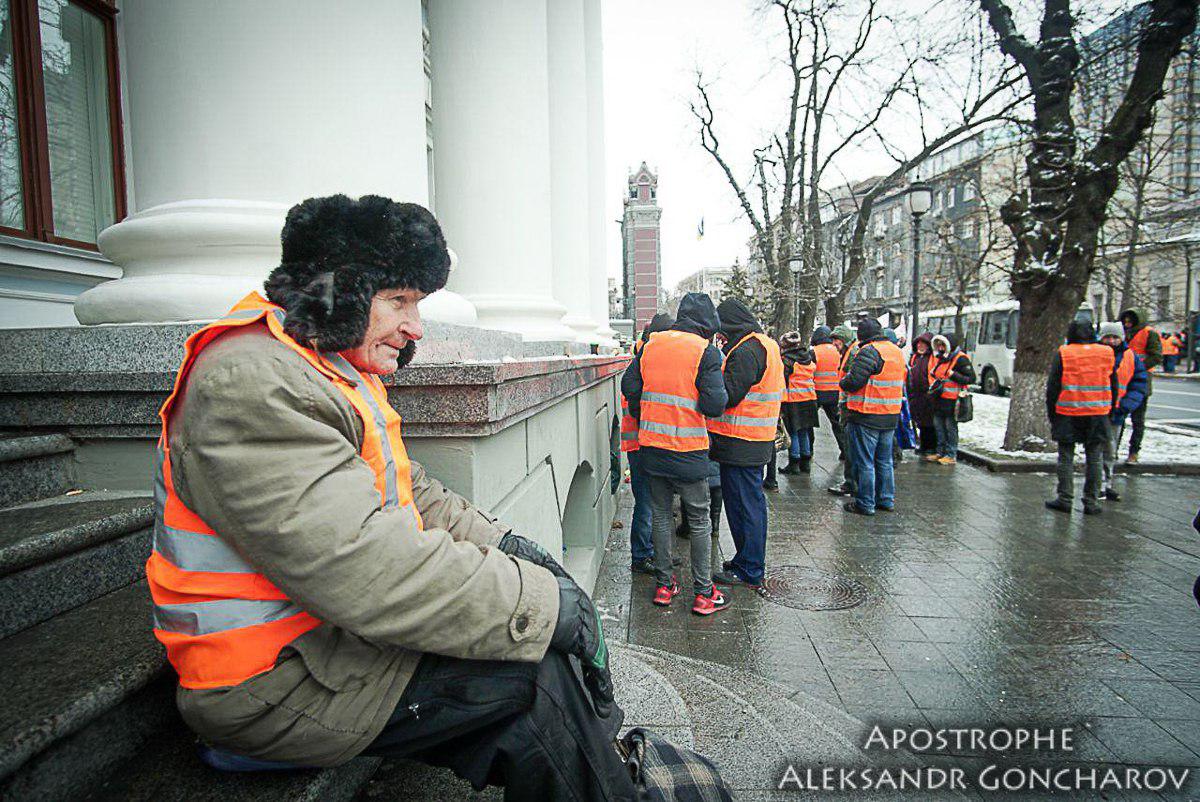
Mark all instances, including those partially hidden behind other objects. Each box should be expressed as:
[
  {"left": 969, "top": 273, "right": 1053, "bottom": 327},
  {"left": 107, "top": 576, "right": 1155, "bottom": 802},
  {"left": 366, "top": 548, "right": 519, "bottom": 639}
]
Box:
[{"left": 620, "top": 296, "right": 1177, "bottom": 613}]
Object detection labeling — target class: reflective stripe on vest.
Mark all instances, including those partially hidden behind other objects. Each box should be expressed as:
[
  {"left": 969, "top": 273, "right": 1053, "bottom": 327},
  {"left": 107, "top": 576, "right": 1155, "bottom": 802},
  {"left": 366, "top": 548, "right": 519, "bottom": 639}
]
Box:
[
  {"left": 846, "top": 341, "right": 906, "bottom": 415},
  {"left": 708, "top": 333, "right": 785, "bottom": 441},
  {"left": 1055, "top": 343, "right": 1115, "bottom": 417},
  {"left": 928, "top": 351, "right": 966, "bottom": 400},
  {"left": 147, "top": 292, "right": 424, "bottom": 690},
  {"left": 637, "top": 330, "right": 709, "bottom": 452},
  {"left": 812, "top": 343, "right": 841, "bottom": 393},
  {"left": 1115, "top": 349, "right": 1134, "bottom": 404},
  {"left": 786, "top": 361, "right": 817, "bottom": 402},
  {"left": 620, "top": 395, "right": 639, "bottom": 452}
]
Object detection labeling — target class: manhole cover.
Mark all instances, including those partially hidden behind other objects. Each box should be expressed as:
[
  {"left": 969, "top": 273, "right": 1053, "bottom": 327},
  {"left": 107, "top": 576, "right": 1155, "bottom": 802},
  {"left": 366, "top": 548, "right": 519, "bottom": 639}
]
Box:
[{"left": 756, "top": 566, "right": 869, "bottom": 611}]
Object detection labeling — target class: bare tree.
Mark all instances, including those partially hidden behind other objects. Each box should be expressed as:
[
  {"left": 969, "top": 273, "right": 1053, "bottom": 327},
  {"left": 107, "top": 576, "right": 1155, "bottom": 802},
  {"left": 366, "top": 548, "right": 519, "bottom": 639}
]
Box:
[
  {"left": 978, "top": 0, "right": 1197, "bottom": 450},
  {"left": 925, "top": 184, "right": 1002, "bottom": 339}
]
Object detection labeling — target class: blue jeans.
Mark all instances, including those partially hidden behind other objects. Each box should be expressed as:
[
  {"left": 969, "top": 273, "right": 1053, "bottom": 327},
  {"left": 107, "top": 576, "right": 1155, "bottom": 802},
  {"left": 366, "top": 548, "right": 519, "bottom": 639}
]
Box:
[
  {"left": 933, "top": 412, "right": 958, "bottom": 458},
  {"left": 846, "top": 423, "right": 895, "bottom": 513},
  {"left": 719, "top": 464, "right": 768, "bottom": 583},
  {"left": 627, "top": 450, "right": 653, "bottom": 562},
  {"left": 789, "top": 429, "right": 813, "bottom": 459}
]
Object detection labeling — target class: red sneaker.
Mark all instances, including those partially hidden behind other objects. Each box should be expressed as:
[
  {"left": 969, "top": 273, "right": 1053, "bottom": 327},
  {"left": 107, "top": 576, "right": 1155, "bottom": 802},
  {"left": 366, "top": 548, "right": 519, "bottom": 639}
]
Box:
[
  {"left": 692, "top": 587, "right": 731, "bottom": 616},
  {"left": 653, "top": 579, "right": 680, "bottom": 606}
]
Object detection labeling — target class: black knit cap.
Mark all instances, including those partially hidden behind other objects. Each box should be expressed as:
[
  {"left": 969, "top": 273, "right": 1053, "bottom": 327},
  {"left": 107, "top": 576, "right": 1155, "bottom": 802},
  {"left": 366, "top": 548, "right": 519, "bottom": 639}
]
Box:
[{"left": 263, "top": 195, "right": 451, "bottom": 352}]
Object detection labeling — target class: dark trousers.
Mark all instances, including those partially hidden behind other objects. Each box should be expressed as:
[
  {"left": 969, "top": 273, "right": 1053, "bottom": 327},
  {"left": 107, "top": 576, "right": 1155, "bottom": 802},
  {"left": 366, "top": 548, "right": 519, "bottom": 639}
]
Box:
[
  {"left": 1056, "top": 441, "right": 1104, "bottom": 506},
  {"left": 916, "top": 424, "right": 938, "bottom": 453},
  {"left": 764, "top": 454, "right": 777, "bottom": 485},
  {"left": 818, "top": 401, "right": 845, "bottom": 457},
  {"left": 720, "top": 463, "right": 768, "bottom": 584},
  {"left": 626, "top": 450, "right": 653, "bottom": 562},
  {"left": 1128, "top": 399, "right": 1148, "bottom": 455},
  {"left": 364, "top": 650, "right": 635, "bottom": 801}
]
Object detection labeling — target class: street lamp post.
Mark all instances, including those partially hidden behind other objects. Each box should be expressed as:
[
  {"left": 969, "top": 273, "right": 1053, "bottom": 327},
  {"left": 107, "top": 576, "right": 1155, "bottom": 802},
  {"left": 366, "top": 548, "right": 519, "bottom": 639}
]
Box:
[
  {"left": 906, "top": 182, "right": 933, "bottom": 336},
  {"left": 789, "top": 255, "right": 802, "bottom": 330}
]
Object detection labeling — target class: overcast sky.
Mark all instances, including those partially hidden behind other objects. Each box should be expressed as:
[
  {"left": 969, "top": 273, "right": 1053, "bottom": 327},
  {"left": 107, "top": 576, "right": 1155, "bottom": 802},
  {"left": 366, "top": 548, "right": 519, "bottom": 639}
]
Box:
[{"left": 599, "top": 0, "right": 1124, "bottom": 293}]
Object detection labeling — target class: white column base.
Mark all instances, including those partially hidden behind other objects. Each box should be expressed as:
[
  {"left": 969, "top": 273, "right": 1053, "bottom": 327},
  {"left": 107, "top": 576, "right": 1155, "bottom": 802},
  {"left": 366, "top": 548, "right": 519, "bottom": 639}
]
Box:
[
  {"left": 419, "top": 289, "right": 478, "bottom": 326},
  {"left": 561, "top": 312, "right": 600, "bottom": 343},
  {"left": 466, "top": 294, "right": 575, "bottom": 342}
]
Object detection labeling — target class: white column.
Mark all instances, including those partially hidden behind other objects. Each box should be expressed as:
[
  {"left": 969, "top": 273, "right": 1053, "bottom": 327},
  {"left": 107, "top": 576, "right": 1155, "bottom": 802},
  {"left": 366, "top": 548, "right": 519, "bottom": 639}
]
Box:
[
  {"left": 429, "top": 0, "right": 573, "bottom": 341},
  {"left": 75, "top": 0, "right": 474, "bottom": 325},
  {"left": 583, "top": 0, "right": 618, "bottom": 343},
  {"left": 547, "top": 0, "right": 597, "bottom": 342}
]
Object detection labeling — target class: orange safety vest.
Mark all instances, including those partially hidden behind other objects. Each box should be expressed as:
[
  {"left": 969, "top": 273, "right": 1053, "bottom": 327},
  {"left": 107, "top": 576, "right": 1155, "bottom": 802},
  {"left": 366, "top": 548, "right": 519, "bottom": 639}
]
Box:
[
  {"left": 637, "top": 330, "right": 710, "bottom": 452},
  {"left": 620, "top": 395, "right": 639, "bottom": 452},
  {"left": 1055, "top": 343, "right": 1115, "bottom": 417},
  {"left": 147, "top": 292, "right": 423, "bottom": 690},
  {"left": 785, "top": 360, "right": 816, "bottom": 402},
  {"left": 928, "top": 351, "right": 966, "bottom": 400},
  {"left": 708, "top": 333, "right": 785, "bottom": 441},
  {"left": 812, "top": 342, "right": 841, "bottom": 393},
  {"left": 1162, "top": 334, "right": 1180, "bottom": 356},
  {"left": 846, "top": 340, "right": 906, "bottom": 415},
  {"left": 1114, "top": 348, "right": 1135, "bottom": 404},
  {"left": 1127, "top": 326, "right": 1157, "bottom": 358}
]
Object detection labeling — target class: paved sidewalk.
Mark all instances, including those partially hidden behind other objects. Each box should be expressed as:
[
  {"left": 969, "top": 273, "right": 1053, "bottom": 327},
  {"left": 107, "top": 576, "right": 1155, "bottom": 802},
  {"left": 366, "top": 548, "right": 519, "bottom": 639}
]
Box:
[{"left": 593, "top": 429, "right": 1200, "bottom": 798}]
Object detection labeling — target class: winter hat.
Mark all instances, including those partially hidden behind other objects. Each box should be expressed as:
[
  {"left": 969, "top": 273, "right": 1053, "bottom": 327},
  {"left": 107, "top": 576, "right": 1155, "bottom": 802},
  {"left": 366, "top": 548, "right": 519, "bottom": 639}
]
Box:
[
  {"left": 780, "top": 330, "right": 804, "bottom": 348},
  {"left": 1098, "top": 321, "right": 1124, "bottom": 340},
  {"left": 1067, "top": 319, "right": 1097, "bottom": 344},
  {"left": 263, "top": 195, "right": 451, "bottom": 352},
  {"left": 832, "top": 325, "right": 855, "bottom": 344},
  {"left": 931, "top": 334, "right": 951, "bottom": 353},
  {"left": 856, "top": 318, "right": 883, "bottom": 342},
  {"left": 883, "top": 327, "right": 898, "bottom": 344},
  {"left": 811, "top": 325, "right": 832, "bottom": 345}
]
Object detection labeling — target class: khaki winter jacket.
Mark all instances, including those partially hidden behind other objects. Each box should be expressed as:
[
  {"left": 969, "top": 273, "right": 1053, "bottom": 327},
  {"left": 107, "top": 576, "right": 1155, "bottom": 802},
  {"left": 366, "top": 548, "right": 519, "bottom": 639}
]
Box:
[{"left": 165, "top": 326, "right": 560, "bottom": 767}]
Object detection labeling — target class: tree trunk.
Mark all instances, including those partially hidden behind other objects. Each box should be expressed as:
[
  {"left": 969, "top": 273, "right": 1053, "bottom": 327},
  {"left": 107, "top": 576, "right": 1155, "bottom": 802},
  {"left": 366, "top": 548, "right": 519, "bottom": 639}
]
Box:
[
  {"left": 1001, "top": 273, "right": 1085, "bottom": 451},
  {"left": 824, "top": 295, "right": 843, "bottom": 328},
  {"left": 1118, "top": 188, "right": 1145, "bottom": 314},
  {"left": 954, "top": 307, "right": 965, "bottom": 342}
]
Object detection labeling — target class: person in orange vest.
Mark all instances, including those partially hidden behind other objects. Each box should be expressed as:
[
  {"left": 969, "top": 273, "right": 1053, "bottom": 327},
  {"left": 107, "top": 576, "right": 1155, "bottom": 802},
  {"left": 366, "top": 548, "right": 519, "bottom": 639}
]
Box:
[
  {"left": 827, "top": 323, "right": 860, "bottom": 497},
  {"left": 810, "top": 325, "right": 848, "bottom": 462},
  {"left": 624, "top": 313, "right": 677, "bottom": 575},
  {"left": 621, "top": 293, "right": 730, "bottom": 614},
  {"left": 925, "top": 333, "right": 975, "bottom": 465},
  {"left": 779, "top": 330, "right": 819, "bottom": 474},
  {"left": 1046, "top": 320, "right": 1118, "bottom": 515},
  {"left": 149, "top": 196, "right": 633, "bottom": 797},
  {"left": 1098, "top": 321, "right": 1148, "bottom": 501},
  {"left": 838, "top": 319, "right": 906, "bottom": 515},
  {"left": 1161, "top": 330, "right": 1182, "bottom": 372},
  {"left": 709, "top": 298, "right": 785, "bottom": 589},
  {"left": 1119, "top": 307, "right": 1161, "bottom": 463}
]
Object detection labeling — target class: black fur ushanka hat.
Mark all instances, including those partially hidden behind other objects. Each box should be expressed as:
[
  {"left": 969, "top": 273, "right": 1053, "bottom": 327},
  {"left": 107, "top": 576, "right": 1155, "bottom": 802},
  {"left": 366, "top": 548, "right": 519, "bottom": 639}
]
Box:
[{"left": 263, "top": 194, "right": 451, "bottom": 352}]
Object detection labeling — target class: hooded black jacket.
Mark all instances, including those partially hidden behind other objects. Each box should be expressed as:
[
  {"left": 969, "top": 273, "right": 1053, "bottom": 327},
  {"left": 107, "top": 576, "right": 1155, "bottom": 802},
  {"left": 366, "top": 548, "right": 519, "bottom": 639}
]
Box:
[
  {"left": 709, "top": 298, "right": 775, "bottom": 467},
  {"left": 839, "top": 320, "right": 900, "bottom": 430},
  {"left": 809, "top": 325, "right": 841, "bottom": 406},
  {"left": 1046, "top": 320, "right": 1116, "bottom": 446},
  {"left": 621, "top": 293, "right": 727, "bottom": 481},
  {"left": 781, "top": 342, "right": 819, "bottom": 432}
]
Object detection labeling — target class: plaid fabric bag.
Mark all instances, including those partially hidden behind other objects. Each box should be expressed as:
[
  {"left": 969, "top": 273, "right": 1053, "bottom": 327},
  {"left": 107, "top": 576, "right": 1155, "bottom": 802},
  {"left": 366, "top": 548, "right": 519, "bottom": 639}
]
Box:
[{"left": 619, "top": 728, "right": 734, "bottom": 802}]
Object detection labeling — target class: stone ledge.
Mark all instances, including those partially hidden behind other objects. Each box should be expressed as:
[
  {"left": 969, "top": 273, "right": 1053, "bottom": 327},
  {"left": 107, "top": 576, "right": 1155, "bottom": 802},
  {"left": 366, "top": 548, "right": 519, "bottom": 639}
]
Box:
[{"left": 957, "top": 446, "right": 1200, "bottom": 476}]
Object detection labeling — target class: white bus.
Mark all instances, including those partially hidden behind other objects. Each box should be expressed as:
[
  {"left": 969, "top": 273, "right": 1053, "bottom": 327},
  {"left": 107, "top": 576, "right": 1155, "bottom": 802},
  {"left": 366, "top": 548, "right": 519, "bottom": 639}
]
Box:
[{"left": 919, "top": 300, "right": 1094, "bottom": 395}]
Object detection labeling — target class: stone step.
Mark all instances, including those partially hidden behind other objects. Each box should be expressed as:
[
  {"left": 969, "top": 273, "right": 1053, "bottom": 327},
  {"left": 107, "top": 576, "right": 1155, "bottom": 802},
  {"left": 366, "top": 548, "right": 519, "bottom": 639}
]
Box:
[
  {"left": 0, "top": 493, "right": 153, "bottom": 638},
  {"left": 80, "top": 729, "right": 381, "bottom": 802},
  {"left": 0, "top": 433, "right": 75, "bottom": 508},
  {"left": 0, "top": 583, "right": 166, "bottom": 788}
]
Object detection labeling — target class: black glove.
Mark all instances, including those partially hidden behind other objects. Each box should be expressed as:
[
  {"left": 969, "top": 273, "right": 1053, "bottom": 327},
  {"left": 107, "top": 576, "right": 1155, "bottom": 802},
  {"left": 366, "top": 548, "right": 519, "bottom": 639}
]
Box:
[
  {"left": 550, "top": 576, "right": 614, "bottom": 718},
  {"left": 498, "top": 532, "right": 570, "bottom": 580},
  {"left": 928, "top": 380, "right": 945, "bottom": 397}
]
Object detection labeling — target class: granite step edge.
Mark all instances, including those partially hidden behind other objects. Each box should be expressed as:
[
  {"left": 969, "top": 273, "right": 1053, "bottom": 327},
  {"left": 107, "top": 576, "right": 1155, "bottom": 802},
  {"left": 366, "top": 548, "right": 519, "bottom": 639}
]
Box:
[
  {"left": 0, "top": 496, "right": 154, "bottom": 576},
  {"left": 0, "top": 582, "right": 167, "bottom": 780},
  {"left": 0, "top": 433, "right": 74, "bottom": 464}
]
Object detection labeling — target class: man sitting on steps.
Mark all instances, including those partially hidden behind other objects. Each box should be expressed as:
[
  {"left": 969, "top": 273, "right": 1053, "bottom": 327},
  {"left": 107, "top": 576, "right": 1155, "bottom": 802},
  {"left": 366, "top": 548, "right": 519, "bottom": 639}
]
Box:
[{"left": 148, "top": 194, "right": 635, "bottom": 800}]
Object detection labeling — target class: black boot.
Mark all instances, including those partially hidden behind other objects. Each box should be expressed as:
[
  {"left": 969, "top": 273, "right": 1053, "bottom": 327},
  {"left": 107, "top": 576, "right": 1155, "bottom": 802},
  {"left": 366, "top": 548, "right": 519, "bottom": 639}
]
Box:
[
  {"left": 779, "top": 458, "right": 800, "bottom": 475},
  {"left": 798, "top": 457, "right": 811, "bottom": 473}
]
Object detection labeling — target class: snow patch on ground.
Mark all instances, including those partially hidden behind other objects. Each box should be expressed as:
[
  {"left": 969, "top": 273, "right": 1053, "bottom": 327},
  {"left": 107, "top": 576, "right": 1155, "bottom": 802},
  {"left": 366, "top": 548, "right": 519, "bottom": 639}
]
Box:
[{"left": 958, "top": 393, "right": 1200, "bottom": 463}]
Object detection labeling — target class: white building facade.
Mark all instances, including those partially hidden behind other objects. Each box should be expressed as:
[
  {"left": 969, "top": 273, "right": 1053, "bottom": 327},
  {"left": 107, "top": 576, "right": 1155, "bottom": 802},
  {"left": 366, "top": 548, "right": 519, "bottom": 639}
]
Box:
[{"left": 0, "top": 0, "right": 614, "bottom": 344}]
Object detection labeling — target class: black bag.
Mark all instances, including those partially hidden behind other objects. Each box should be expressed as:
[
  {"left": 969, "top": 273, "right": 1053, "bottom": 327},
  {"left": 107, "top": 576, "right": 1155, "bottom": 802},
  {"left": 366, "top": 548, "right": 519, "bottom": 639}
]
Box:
[
  {"left": 619, "top": 727, "right": 734, "bottom": 802},
  {"left": 956, "top": 391, "right": 974, "bottom": 423}
]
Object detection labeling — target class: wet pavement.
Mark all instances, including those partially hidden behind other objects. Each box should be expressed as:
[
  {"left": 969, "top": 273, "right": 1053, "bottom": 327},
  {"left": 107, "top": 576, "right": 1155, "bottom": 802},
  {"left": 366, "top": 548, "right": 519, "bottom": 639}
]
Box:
[{"left": 592, "top": 429, "right": 1200, "bottom": 798}]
